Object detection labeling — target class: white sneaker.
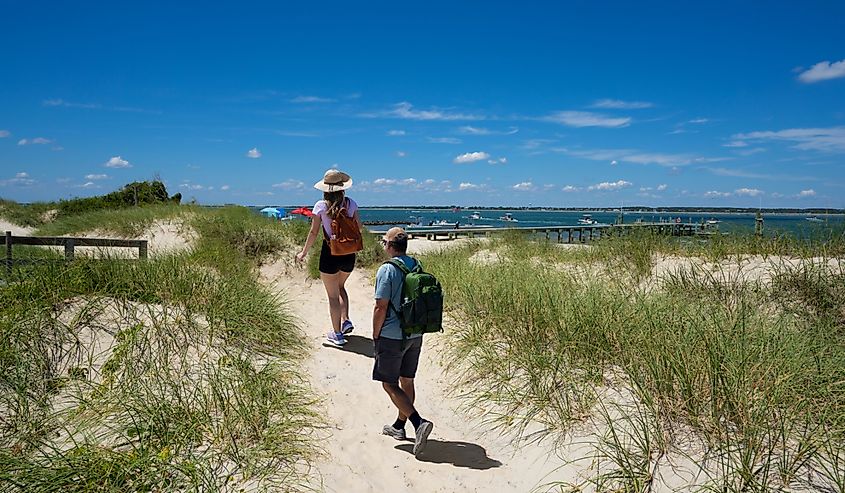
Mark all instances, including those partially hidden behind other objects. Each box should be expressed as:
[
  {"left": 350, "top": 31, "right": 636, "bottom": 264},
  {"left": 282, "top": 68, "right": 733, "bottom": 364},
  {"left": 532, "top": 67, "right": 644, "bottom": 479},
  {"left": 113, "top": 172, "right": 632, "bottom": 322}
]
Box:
[
  {"left": 326, "top": 331, "right": 346, "bottom": 346},
  {"left": 413, "top": 421, "right": 433, "bottom": 457},
  {"left": 382, "top": 424, "right": 406, "bottom": 440}
]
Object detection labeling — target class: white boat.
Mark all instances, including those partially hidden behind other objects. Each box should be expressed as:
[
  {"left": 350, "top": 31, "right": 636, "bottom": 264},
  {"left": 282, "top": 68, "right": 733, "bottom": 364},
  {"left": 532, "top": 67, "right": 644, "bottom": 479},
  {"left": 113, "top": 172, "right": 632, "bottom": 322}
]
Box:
[
  {"left": 706, "top": 218, "right": 721, "bottom": 225},
  {"left": 805, "top": 216, "right": 825, "bottom": 223},
  {"left": 469, "top": 212, "right": 482, "bottom": 220},
  {"left": 498, "top": 213, "right": 518, "bottom": 222},
  {"left": 578, "top": 214, "right": 598, "bottom": 225},
  {"left": 407, "top": 218, "right": 459, "bottom": 228}
]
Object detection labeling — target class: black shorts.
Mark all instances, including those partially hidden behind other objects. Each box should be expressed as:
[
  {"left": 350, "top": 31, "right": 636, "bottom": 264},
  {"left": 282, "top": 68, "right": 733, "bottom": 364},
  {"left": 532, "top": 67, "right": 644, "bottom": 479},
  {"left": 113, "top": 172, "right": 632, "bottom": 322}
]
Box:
[
  {"left": 372, "top": 337, "right": 423, "bottom": 384},
  {"left": 318, "top": 240, "right": 356, "bottom": 274}
]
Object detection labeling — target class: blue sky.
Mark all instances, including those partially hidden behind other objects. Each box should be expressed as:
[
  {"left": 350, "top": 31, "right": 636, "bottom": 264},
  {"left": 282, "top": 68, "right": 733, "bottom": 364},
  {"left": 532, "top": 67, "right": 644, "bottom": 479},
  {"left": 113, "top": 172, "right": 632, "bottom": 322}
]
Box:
[{"left": 1, "top": 1, "right": 844, "bottom": 208}]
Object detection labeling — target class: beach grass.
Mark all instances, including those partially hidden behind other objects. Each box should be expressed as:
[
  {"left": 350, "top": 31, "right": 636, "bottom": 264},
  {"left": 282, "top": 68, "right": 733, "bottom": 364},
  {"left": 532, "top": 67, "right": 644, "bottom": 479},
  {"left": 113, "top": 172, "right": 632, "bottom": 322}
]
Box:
[
  {"left": 421, "top": 232, "right": 845, "bottom": 491},
  {"left": 0, "top": 206, "right": 319, "bottom": 491},
  {"left": 0, "top": 199, "right": 55, "bottom": 229},
  {"left": 33, "top": 203, "right": 189, "bottom": 238}
]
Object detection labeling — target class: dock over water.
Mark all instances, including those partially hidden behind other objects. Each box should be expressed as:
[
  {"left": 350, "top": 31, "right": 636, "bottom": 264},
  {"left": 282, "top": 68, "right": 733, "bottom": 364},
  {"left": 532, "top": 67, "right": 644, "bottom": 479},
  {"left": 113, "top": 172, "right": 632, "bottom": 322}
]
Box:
[{"left": 370, "top": 222, "right": 712, "bottom": 243}]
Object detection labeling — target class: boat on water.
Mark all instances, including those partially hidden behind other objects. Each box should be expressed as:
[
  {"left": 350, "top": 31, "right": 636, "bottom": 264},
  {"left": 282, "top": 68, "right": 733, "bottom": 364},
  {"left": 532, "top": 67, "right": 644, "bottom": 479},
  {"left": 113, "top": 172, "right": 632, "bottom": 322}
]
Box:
[
  {"left": 805, "top": 216, "right": 825, "bottom": 223},
  {"left": 407, "top": 217, "right": 459, "bottom": 228},
  {"left": 578, "top": 214, "right": 598, "bottom": 225},
  {"left": 498, "top": 213, "right": 518, "bottom": 222},
  {"left": 469, "top": 211, "right": 482, "bottom": 220},
  {"left": 706, "top": 218, "right": 722, "bottom": 225}
]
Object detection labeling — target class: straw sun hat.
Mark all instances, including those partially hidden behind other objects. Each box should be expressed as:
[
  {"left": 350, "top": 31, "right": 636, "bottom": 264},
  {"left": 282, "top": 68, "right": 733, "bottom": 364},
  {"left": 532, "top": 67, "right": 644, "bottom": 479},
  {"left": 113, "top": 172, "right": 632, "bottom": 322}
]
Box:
[{"left": 313, "top": 169, "right": 353, "bottom": 192}]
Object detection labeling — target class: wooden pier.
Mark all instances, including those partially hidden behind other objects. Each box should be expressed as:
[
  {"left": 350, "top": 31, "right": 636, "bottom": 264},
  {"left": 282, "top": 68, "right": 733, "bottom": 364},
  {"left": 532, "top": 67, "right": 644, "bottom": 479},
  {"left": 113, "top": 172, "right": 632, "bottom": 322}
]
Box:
[{"left": 369, "top": 222, "right": 710, "bottom": 243}]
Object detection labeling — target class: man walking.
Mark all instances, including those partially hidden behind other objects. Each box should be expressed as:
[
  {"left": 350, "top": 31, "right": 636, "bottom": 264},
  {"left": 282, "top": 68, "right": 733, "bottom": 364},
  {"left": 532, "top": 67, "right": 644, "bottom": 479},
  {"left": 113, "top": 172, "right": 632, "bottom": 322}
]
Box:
[{"left": 372, "top": 227, "right": 434, "bottom": 457}]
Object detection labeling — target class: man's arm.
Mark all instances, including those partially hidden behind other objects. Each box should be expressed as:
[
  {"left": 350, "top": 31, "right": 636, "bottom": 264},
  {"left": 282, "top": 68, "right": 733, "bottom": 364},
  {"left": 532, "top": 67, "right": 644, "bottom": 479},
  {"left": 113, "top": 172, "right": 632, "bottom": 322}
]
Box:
[{"left": 372, "top": 298, "right": 388, "bottom": 340}]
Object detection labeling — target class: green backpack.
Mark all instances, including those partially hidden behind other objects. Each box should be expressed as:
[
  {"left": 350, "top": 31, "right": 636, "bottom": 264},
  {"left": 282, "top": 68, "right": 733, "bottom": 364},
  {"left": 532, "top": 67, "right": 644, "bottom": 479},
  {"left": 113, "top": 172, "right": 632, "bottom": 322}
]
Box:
[{"left": 385, "top": 258, "right": 444, "bottom": 336}]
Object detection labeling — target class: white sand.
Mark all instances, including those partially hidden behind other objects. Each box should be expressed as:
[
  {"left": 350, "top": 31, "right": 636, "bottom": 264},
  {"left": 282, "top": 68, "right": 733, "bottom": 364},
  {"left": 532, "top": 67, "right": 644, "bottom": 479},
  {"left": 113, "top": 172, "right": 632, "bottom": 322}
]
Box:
[
  {"left": 0, "top": 219, "right": 33, "bottom": 236},
  {"left": 260, "top": 261, "right": 574, "bottom": 492}
]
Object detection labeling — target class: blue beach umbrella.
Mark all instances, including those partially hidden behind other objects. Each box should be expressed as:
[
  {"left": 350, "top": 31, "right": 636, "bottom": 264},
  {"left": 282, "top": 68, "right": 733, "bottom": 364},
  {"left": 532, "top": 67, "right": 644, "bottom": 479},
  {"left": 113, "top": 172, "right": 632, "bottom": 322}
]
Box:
[{"left": 259, "top": 207, "right": 285, "bottom": 218}]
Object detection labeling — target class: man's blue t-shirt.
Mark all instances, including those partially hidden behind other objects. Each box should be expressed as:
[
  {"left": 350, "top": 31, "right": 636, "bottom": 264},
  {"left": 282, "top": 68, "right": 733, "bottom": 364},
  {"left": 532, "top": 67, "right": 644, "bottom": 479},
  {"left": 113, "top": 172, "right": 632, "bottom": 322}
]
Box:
[{"left": 374, "top": 255, "right": 422, "bottom": 340}]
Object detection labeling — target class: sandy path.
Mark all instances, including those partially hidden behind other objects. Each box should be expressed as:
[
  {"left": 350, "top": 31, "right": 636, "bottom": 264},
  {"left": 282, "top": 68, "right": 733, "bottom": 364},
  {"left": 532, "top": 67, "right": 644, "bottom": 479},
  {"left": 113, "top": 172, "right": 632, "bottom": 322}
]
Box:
[{"left": 261, "top": 256, "right": 573, "bottom": 492}]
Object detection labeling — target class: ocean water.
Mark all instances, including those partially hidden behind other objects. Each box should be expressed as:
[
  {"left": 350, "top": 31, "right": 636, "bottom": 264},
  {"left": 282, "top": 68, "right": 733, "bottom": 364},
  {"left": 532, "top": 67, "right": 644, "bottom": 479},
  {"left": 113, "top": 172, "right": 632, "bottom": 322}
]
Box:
[{"left": 252, "top": 206, "right": 844, "bottom": 238}]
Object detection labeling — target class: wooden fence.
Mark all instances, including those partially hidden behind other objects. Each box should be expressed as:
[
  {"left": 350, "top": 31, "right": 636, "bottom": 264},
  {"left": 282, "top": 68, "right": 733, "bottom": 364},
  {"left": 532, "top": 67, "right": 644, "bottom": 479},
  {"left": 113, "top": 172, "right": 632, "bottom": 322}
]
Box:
[{"left": 3, "top": 231, "right": 147, "bottom": 276}]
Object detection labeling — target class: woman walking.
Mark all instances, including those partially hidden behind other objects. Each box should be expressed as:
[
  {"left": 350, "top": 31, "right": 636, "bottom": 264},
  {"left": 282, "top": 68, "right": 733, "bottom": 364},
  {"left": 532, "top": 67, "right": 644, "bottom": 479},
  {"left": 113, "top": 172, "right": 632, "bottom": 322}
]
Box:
[{"left": 296, "top": 169, "right": 363, "bottom": 347}]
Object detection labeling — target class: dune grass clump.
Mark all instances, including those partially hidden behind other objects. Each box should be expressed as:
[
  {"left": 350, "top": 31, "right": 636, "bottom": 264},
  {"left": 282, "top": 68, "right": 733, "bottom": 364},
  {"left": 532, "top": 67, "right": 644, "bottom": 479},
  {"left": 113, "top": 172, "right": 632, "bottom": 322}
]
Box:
[
  {"left": 33, "top": 203, "right": 188, "bottom": 238},
  {"left": 423, "top": 233, "right": 845, "bottom": 491},
  {"left": 0, "top": 206, "right": 318, "bottom": 492},
  {"left": 0, "top": 199, "right": 54, "bottom": 228}
]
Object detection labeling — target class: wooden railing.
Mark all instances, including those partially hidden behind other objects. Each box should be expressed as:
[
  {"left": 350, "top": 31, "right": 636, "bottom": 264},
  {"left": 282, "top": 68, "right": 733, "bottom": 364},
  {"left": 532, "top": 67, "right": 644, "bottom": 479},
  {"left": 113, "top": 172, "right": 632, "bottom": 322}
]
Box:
[{"left": 3, "top": 231, "right": 148, "bottom": 276}]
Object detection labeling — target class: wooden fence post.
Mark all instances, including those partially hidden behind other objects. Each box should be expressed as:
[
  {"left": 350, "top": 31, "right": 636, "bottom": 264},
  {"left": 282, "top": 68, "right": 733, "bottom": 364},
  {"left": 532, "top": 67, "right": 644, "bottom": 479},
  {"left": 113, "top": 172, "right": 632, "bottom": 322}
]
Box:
[
  {"left": 139, "top": 240, "right": 148, "bottom": 259},
  {"left": 5, "top": 231, "right": 11, "bottom": 277},
  {"left": 64, "top": 239, "right": 75, "bottom": 261}
]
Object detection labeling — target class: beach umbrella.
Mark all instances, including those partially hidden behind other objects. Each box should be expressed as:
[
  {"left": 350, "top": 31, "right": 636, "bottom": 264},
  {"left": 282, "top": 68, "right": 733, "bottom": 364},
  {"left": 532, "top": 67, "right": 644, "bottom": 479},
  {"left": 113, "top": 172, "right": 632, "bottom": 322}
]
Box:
[
  {"left": 290, "top": 207, "right": 314, "bottom": 217},
  {"left": 259, "top": 207, "right": 284, "bottom": 218}
]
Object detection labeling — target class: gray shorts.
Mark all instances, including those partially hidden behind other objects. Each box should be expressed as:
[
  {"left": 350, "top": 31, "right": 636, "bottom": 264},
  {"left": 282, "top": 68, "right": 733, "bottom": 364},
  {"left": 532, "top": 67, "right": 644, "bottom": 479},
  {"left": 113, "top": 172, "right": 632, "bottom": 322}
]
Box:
[{"left": 372, "top": 337, "right": 422, "bottom": 384}]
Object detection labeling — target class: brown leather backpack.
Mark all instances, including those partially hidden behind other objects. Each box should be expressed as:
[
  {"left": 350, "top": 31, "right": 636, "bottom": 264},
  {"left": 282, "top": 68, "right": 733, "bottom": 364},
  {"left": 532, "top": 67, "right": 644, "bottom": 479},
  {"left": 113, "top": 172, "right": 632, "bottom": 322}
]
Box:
[{"left": 328, "top": 199, "right": 364, "bottom": 255}]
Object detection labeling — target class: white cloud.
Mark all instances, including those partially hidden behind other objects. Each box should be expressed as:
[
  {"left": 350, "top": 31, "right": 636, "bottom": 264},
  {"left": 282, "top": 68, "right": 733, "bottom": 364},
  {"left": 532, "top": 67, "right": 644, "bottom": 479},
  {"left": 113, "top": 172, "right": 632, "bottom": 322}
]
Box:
[
  {"left": 512, "top": 181, "right": 536, "bottom": 192},
  {"left": 558, "top": 147, "right": 721, "bottom": 167},
  {"left": 387, "top": 130, "right": 406, "bottom": 136},
  {"left": 0, "top": 130, "right": 9, "bottom": 138},
  {"left": 688, "top": 118, "right": 709, "bottom": 124},
  {"left": 591, "top": 99, "right": 653, "bottom": 109},
  {"left": 359, "top": 177, "right": 449, "bottom": 192},
  {"left": 290, "top": 95, "right": 336, "bottom": 103},
  {"left": 487, "top": 157, "right": 507, "bottom": 165},
  {"left": 656, "top": 184, "right": 668, "bottom": 191},
  {"left": 396, "top": 151, "right": 407, "bottom": 158},
  {"left": 42, "top": 98, "right": 158, "bottom": 114},
  {"left": 588, "top": 180, "right": 632, "bottom": 191},
  {"left": 704, "top": 190, "right": 732, "bottom": 198},
  {"left": 457, "top": 126, "right": 519, "bottom": 135},
  {"left": 610, "top": 160, "right": 618, "bottom": 166},
  {"left": 105, "top": 156, "right": 132, "bottom": 168},
  {"left": 80, "top": 181, "right": 98, "bottom": 189},
  {"left": 17, "top": 137, "right": 52, "bottom": 145},
  {"left": 427, "top": 137, "right": 462, "bottom": 144},
  {"left": 459, "top": 182, "right": 481, "bottom": 190},
  {"left": 246, "top": 148, "right": 262, "bottom": 158},
  {"left": 562, "top": 185, "right": 581, "bottom": 192},
  {"left": 734, "top": 188, "right": 764, "bottom": 197},
  {"left": 798, "top": 60, "right": 845, "bottom": 83},
  {"left": 85, "top": 174, "right": 109, "bottom": 180},
  {"left": 733, "top": 127, "right": 845, "bottom": 152},
  {"left": 0, "top": 172, "right": 36, "bottom": 187},
  {"left": 271, "top": 179, "right": 305, "bottom": 190},
  {"left": 544, "top": 111, "right": 631, "bottom": 128},
  {"left": 723, "top": 141, "right": 748, "bottom": 148},
  {"left": 453, "top": 151, "right": 490, "bottom": 164},
  {"left": 180, "top": 183, "right": 206, "bottom": 191},
  {"left": 798, "top": 189, "right": 816, "bottom": 197},
  {"left": 221, "top": 185, "right": 231, "bottom": 191},
  {"left": 365, "top": 102, "right": 483, "bottom": 121}
]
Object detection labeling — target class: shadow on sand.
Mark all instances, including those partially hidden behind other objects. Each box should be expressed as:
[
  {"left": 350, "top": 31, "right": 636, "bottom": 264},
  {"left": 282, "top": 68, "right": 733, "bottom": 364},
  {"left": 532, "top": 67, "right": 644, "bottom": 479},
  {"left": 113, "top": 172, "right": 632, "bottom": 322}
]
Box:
[
  {"left": 321, "top": 334, "right": 374, "bottom": 358},
  {"left": 396, "top": 440, "right": 502, "bottom": 470}
]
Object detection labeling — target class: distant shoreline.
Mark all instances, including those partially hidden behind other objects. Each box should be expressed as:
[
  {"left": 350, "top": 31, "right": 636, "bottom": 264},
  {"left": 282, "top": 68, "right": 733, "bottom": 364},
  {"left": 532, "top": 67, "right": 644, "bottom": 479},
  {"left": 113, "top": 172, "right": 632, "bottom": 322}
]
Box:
[{"left": 243, "top": 205, "right": 845, "bottom": 215}]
